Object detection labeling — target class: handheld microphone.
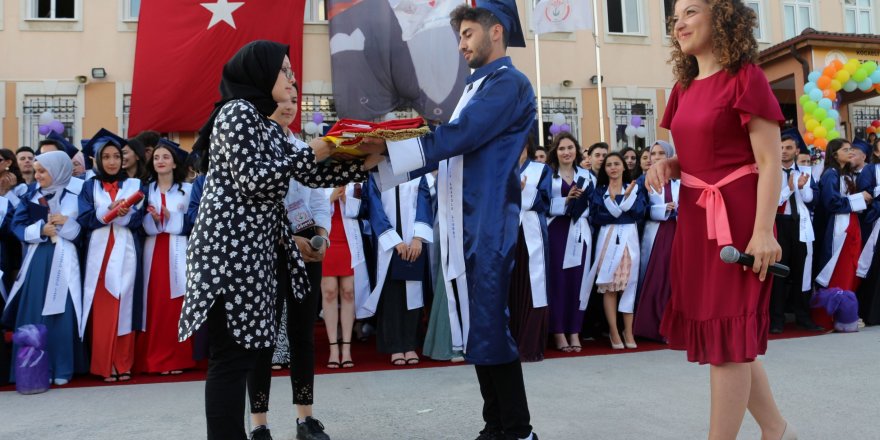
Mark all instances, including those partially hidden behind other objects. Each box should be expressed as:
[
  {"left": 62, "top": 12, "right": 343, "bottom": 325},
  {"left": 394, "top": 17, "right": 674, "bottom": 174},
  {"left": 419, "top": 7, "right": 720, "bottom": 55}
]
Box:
[
  {"left": 309, "top": 235, "right": 327, "bottom": 250},
  {"left": 720, "top": 246, "right": 789, "bottom": 278}
]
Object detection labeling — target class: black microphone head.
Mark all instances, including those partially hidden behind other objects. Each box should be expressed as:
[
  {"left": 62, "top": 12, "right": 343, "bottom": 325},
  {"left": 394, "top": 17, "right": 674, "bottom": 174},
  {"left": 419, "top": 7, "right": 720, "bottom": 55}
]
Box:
[
  {"left": 310, "top": 235, "right": 325, "bottom": 250},
  {"left": 720, "top": 246, "right": 740, "bottom": 264}
]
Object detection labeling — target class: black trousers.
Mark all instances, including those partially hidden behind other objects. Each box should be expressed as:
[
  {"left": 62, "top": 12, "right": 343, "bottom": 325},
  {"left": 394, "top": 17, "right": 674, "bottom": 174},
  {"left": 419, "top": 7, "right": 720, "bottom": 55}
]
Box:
[
  {"left": 205, "top": 300, "right": 271, "bottom": 440},
  {"left": 474, "top": 360, "right": 532, "bottom": 439},
  {"left": 770, "top": 215, "right": 813, "bottom": 327},
  {"left": 247, "top": 236, "right": 322, "bottom": 413}
]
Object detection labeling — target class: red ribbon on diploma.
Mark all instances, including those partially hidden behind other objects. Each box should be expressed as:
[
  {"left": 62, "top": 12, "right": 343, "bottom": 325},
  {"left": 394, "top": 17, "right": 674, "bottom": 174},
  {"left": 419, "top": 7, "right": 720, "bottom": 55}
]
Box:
[{"left": 102, "top": 191, "right": 145, "bottom": 223}]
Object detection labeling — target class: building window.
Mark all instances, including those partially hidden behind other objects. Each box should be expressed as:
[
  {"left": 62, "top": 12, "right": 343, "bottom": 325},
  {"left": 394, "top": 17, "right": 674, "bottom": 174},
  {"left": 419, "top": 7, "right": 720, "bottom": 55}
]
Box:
[
  {"left": 121, "top": 94, "right": 132, "bottom": 138},
  {"left": 305, "top": 0, "right": 327, "bottom": 23},
  {"left": 539, "top": 97, "right": 579, "bottom": 147},
  {"left": 613, "top": 99, "right": 654, "bottom": 151},
  {"left": 844, "top": 0, "right": 874, "bottom": 33},
  {"left": 22, "top": 95, "right": 77, "bottom": 148},
  {"left": 851, "top": 105, "right": 880, "bottom": 139},
  {"left": 745, "top": 1, "right": 765, "bottom": 41},
  {"left": 663, "top": 0, "right": 673, "bottom": 35},
  {"left": 300, "top": 94, "right": 336, "bottom": 141},
  {"left": 124, "top": 0, "right": 140, "bottom": 21},
  {"left": 783, "top": 0, "right": 814, "bottom": 40},
  {"left": 606, "top": 0, "right": 643, "bottom": 35},
  {"left": 29, "top": 0, "right": 76, "bottom": 19}
]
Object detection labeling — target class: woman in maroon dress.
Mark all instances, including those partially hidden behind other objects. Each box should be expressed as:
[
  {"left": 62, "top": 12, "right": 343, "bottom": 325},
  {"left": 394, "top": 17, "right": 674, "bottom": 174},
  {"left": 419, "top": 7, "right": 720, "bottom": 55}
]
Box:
[{"left": 648, "top": 1, "right": 796, "bottom": 439}]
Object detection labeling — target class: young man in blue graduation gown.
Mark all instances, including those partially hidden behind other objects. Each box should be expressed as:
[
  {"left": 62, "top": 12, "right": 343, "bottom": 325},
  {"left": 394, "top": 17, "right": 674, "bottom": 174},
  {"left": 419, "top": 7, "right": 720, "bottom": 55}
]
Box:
[{"left": 361, "top": 2, "right": 538, "bottom": 439}]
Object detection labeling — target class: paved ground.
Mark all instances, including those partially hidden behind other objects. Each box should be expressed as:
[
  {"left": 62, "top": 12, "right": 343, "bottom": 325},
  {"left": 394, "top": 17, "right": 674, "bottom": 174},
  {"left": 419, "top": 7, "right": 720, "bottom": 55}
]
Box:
[{"left": 2, "top": 327, "right": 878, "bottom": 440}]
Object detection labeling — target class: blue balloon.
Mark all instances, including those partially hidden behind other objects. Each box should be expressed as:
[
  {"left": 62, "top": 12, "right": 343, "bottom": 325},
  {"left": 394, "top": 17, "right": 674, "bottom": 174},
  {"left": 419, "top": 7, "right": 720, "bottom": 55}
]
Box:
[
  {"left": 809, "top": 89, "right": 823, "bottom": 101},
  {"left": 819, "top": 98, "right": 833, "bottom": 109},
  {"left": 808, "top": 71, "right": 822, "bottom": 83},
  {"left": 827, "top": 109, "right": 840, "bottom": 120},
  {"left": 843, "top": 80, "right": 859, "bottom": 92},
  {"left": 871, "top": 70, "right": 880, "bottom": 83},
  {"left": 804, "top": 82, "right": 817, "bottom": 94},
  {"left": 859, "top": 78, "right": 874, "bottom": 91}
]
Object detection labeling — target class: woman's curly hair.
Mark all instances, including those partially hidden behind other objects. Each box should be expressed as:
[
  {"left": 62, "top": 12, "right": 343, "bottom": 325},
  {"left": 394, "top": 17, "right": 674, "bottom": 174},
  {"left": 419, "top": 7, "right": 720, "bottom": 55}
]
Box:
[{"left": 668, "top": 0, "right": 758, "bottom": 89}]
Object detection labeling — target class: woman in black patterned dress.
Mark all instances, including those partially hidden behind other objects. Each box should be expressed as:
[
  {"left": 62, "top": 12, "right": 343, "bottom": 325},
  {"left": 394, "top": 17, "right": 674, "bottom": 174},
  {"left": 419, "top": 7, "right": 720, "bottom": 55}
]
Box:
[{"left": 177, "top": 40, "right": 368, "bottom": 440}]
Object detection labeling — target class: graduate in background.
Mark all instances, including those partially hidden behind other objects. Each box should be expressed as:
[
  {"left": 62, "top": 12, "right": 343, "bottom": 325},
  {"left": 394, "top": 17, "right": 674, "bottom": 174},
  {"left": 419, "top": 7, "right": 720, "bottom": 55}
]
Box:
[
  {"left": 633, "top": 141, "right": 679, "bottom": 342},
  {"left": 856, "top": 154, "right": 880, "bottom": 325},
  {"left": 135, "top": 140, "right": 195, "bottom": 375},
  {"left": 769, "top": 135, "right": 821, "bottom": 334},
  {"left": 361, "top": 2, "right": 540, "bottom": 437},
  {"left": 77, "top": 131, "right": 145, "bottom": 382},
  {"left": 2, "top": 151, "right": 86, "bottom": 385},
  {"left": 545, "top": 132, "right": 594, "bottom": 352},
  {"left": 585, "top": 153, "right": 646, "bottom": 349},
  {"left": 509, "top": 138, "right": 551, "bottom": 362},
  {"left": 359, "top": 174, "right": 432, "bottom": 366},
  {"left": 814, "top": 138, "right": 872, "bottom": 329}
]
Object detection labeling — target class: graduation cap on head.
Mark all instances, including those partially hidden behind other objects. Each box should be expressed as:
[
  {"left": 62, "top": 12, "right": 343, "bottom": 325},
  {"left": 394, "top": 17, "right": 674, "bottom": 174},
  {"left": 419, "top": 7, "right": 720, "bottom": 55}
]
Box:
[
  {"left": 44, "top": 131, "right": 79, "bottom": 159},
  {"left": 82, "top": 128, "right": 127, "bottom": 170},
  {"left": 157, "top": 138, "right": 189, "bottom": 163},
  {"left": 852, "top": 138, "right": 871, "bottom": 157},
  {"left": 475, "top": 0, "right": 526, "bottom": 48},
  {"left": 782, "top": 127, "right": 809, "bottom": 155}
]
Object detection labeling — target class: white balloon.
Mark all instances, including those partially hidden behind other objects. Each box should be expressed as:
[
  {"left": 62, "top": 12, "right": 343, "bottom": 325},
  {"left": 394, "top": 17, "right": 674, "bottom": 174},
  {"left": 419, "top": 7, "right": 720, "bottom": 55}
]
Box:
[
  {"left": 304, "top": 121, "right": 319, "bottom": 135},
  {"left": 635, "top": 126, "right": 648, "bottom": 138},
  {"left": 39, "top": 111, "right": 54, "bottom": 125},
  {"left": 552, "top": 113, "right": 566, "bottom": 126},
  {"left": 625, "top": 125, "right": 637, "bottom": 137}
]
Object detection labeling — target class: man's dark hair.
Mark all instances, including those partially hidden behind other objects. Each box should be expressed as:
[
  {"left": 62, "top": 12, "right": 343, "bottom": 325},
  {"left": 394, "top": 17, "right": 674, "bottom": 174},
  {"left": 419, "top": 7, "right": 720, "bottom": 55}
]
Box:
[
  {"left": 587, "top": 142, "right": 609, "bottom": 156},
  {"left": 37, "top": 139, "right": 63, "bottom": 154},
  {"left": 450, "top": 5, "right": 509, "bottom": 48},
  {"left": 134, "top": 130, "right": 161, "bottom": 148},
  {"left": 780, "top": 135, "right": 796, "bottom": 144},
  {"left": 16, "top": 146, "right": 35, "bottom": 156}
]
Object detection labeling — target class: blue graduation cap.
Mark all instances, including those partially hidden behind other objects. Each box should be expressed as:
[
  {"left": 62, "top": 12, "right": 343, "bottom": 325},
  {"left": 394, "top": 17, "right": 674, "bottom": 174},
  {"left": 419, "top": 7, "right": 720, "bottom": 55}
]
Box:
[
  {"left": 476, "top": 0, "right": 526, "bottom": 48},
  {"left": 44, "top": 131, "right": 79, "bottom": 159},
  {"left": 157, "top": 138, "right": 189, "bottom": 162},
  {"left": 852, "top": 138, "right": 871, "bottom": 157},
  {"left": 782, "top": 127, "right": 809, "bottom": 155},
  {"left": 82, "top": 128, "right": 127, "bottom": 170}
]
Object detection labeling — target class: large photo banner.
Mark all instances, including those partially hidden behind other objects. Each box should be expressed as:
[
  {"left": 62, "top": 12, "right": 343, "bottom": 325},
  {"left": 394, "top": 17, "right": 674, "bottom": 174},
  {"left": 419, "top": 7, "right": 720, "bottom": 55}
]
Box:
[{"left": 328, "top": 0, "right": 469, "bottom": 122}]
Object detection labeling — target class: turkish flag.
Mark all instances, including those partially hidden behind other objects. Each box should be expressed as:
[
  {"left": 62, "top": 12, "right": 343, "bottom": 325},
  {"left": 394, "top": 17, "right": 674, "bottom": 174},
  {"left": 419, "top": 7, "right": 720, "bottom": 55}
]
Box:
[{"left": 129, "top": 0, "right": 305, "bottom": 135}]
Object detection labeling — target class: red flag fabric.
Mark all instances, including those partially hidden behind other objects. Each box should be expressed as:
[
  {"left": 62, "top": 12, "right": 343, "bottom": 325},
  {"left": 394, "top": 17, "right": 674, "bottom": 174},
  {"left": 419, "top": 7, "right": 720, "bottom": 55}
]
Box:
[{"left": 129, "top": 0, "right": 305, "bottom": 135}]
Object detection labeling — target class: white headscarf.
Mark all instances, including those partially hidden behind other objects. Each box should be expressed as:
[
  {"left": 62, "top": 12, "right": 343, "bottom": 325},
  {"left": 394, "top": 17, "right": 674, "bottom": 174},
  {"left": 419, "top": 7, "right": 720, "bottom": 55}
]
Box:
[
  {"left": 35, "top": 151, "right": 73, "bottom": 213},
  {"left": 652, "top": 140, "right": 675, "bottom": 158}
]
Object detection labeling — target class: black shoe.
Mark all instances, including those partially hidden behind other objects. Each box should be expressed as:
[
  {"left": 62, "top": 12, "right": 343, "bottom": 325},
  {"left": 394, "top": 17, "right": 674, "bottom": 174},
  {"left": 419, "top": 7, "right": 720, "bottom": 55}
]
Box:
[
  {"left": 796, "top": 320, "right": 824, "bottom": 331},
  {"left": 250, "top": 426, "right": 273, "bottom": 440},
  {"left": 297, "top": 417, "right": 331, "bottom": 440},
  {"left": 769, "top": 325, "right": 784, "bottom": 334}
]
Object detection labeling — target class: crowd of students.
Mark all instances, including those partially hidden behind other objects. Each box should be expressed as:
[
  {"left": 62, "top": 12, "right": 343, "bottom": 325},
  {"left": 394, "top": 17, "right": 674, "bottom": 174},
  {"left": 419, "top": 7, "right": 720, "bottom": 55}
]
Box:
[{"left": 1, "top": 126, "right": 879, "bottom": 387}]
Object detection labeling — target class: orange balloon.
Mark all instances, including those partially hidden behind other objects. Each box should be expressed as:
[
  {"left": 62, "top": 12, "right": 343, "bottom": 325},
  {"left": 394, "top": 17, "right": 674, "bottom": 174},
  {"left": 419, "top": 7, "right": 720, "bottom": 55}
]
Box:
[
  {"left": 822, "top": 89, "right": 837, "bottom": 100},
  {"left": 816, "top": 75, "right": 832, "bottom": 89},
  {"left": 814, "top": 138, "right": 828, "bottom": 150},
  {"left": 868, "top": 126, "right": 877, "bottom": 134},
  {"left": 822, "top": 66, "right": 837, "bottom": 78},
  {"left": 831, "top": 59, "right": 844, "bottom": 70},
  {"left": 803, "top": 132, "right": 816, "bottom": 144}
]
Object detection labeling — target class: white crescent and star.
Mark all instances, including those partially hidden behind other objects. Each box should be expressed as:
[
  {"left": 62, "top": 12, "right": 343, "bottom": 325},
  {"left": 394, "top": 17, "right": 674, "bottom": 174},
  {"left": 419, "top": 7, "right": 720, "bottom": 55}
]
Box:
[{"left": 201, "top": 0, "right": 245, "bottom": 29}]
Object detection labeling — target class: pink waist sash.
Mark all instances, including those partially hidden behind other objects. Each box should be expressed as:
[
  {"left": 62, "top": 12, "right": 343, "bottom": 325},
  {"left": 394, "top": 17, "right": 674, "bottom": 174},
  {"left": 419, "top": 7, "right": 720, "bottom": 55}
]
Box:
[{"left": 680, "top": 163, "right": 758, "bottom": 246}]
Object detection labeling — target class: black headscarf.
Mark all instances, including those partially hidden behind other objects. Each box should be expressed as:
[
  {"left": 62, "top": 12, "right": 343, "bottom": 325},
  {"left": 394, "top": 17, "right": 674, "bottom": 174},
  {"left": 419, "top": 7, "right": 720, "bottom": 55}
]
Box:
[
  {"left": 94, "top": 141, "right": 128, "bottom": 183},
  {"left": 193, "top": 40, "right": 290, "bottom": 173}
]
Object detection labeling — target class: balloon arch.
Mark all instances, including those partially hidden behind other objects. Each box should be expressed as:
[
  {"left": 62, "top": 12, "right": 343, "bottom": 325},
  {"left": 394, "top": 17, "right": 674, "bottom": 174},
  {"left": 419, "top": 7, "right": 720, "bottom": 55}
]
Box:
[{"left": 799, "top": 58, "right": 880, "bottom": 150}]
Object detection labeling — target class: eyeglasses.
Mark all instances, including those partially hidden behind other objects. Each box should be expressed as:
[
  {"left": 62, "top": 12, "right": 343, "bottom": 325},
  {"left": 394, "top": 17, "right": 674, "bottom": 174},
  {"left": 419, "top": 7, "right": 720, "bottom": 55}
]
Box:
[{"left": 280, "top": 66, "right": 293, "bottom": 81}]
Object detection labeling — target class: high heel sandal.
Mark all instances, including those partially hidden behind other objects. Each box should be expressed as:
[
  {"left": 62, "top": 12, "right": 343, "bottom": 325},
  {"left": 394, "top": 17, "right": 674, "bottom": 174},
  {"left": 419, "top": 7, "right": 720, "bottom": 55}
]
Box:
[
  {"left": 327, "top": 342, "right": 341, "bottom": 369},
  {"left": 339, "top": 341, "right": 355, "bottom": 368},
  {"left": 609, "top": 335, "right": 624, "bottom": 350}
]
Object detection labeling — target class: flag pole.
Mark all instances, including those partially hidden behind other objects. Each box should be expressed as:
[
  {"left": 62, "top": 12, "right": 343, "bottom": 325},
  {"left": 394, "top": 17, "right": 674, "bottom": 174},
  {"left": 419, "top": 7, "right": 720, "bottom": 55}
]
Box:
[
  {"left": 592, "top": 0, "right": 605, "bottom": 143},
  {"left": 535, "top": 33, "right": 545, "bottom": 146}
]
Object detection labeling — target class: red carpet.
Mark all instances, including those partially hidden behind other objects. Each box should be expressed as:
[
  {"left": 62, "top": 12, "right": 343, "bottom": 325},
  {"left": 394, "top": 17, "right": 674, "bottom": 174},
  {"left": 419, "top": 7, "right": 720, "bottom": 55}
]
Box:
[{"left": 0, "top": 322, "right": 827, "bottom": 392}]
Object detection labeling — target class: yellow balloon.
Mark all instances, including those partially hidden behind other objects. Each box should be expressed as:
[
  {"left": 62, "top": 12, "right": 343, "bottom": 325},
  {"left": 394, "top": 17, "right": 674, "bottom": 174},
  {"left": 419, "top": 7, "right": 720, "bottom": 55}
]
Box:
[
  {"left": 803, "top": 114, "right": 814, "bottom": 124},
  {"left": 845, "top": 59, "right": 861, "bottom": 74},
  {"left": 806, "top": 119, "right": 819, "bottom": 131},
  {"left": 813, "top": 126, "right": 828, "bottom": 139},
  {"left": 835, "top": 70, "right": 851, "bottom": 83},
  {"left": 830, "top": 79, "right": 843, "bottom": 91}
]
